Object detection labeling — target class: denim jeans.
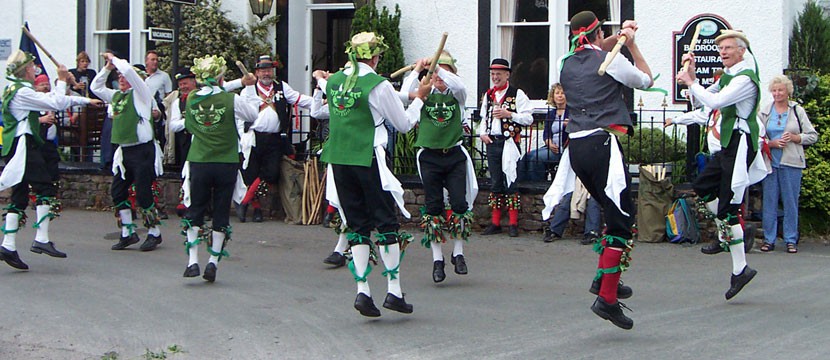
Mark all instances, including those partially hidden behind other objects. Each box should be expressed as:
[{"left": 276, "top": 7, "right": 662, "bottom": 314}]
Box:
[
  {"left": 762, "top": 165, "right": 802, "bottom": 244},
  {"left": 549, "top": 192, "right": 602, "bottom": 236},
  {"left": 517, "top": 146, "right": 561, "bottom": 182}
]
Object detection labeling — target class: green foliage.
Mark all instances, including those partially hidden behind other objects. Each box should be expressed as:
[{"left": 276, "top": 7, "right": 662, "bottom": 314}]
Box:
[
  {"left": 394, "top": 129, "right": 418, "bottom": 175},
  {"left": 790, "top": 1, "right": 830, "bottom": 72},
  {"left": 145, "top": 0, "right": 279, "bottom": 80},
  {"left": 618, "top": 127, "right": 686, "bottom": 164},
  {"left": 100, "top": 351, "right": 119, "bottom": 360},
  {"left": 350, "top": 1, "right": 405, "bottom": 75},
  {"left": 793, "top": 73, "right": 830, "bottom": 215}
]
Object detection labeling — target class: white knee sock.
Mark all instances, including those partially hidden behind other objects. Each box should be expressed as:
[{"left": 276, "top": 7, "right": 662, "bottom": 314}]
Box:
[
  {"left": 334, "top": 233, "right": 349, "bottom": 254},
  {"left": 186, "top": 226, "right": 200, "bottom": 266},
  {"left": 352, "top": 244, "right": 371, "bottom": 296},
  {"left": 2, "top": 212, "right": 20, "bottom": 251},
  {"left": 119, "top": 209, "right": 133, "bottom": 237},
  {"left": 34, "top": 205, "right": 51, "bottom": 243},
  {"left": 431, "top": 241, "right": 444, "bottom": 262},
  {"left": 148, "top": 226, "right": 161, "bottom": 237},
  {"left": 208, "top": 231, "right": 225, "bottom": 265},
  {"left": 728, "top": 224, "right": 747, "bottom": 275},
  {"left": 453, "top": 239, "right": 464, "bottom": 257},
  {"left": 380, "top": 243, "right": 403, "bottom": 297}
]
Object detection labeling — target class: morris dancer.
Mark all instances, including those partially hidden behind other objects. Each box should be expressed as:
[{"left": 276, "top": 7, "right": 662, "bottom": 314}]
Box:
[
  {"left": 180, "top": 55, "right": 258, "bottom": 282},
  {"left": 403, "top": 52, "right": 477, "bottom": 283},
  {"left": 313, "top": 32, "right": 415, "bottom": 317},
  {"left": 92, "top": 52, "right": 165, "bottom": 252},
  {"left": 235, "top": 55, "right": 312, "bottom": 223},
  {"left": 0, "top": 50, "right": 101, "bottom": 270},
  {"left": 677, "top": 30, "right": 767, "bottom": 300},
  {"left": 477, "top": 58, "right": 533, "bottom": 237},
  {"left": 543, "top": 12, "right": 651, "bottom": 329}
]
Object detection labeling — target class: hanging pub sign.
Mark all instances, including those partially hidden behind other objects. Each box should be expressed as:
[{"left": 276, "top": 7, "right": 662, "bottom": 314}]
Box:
[{"left": 672, "top": 14, "right": 731, "bottom": 104}]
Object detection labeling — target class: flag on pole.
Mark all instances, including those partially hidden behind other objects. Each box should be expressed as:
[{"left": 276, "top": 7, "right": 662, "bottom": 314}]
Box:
[{"left": 19, "top": 22, "right": 49, "bottom": 80}]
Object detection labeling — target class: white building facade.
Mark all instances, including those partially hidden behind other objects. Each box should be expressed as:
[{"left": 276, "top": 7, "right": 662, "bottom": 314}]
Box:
[{"left": 0, "top": 0, "right": 814, "bottom": 109}]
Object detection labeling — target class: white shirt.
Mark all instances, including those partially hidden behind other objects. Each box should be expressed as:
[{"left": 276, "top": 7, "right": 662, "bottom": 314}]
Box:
[
  {"left": 476, "top": 84, "right": 534, "bottom": 136},
  {"left": 228, "top": 80, "right": 312, "bottom": 133},
  {"left": 144, "top": 70, "right": 173, "bottom": 100},
  {"left": 689, "top": 57, "right": 758, "bottom": 133},
  {"left": 6, "top": 80, "right": 90, "bottom": 138},
  {"left": 91, "top": 57, "right": 155, "bottom": 146},
  {"left": 343, "top": 62, "right": 413, "bottom": 147}
]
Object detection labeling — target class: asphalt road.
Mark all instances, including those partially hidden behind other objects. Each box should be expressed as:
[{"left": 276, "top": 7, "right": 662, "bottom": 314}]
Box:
[{"left": 0, "top": 209, "right": 828, "bottom": 359}]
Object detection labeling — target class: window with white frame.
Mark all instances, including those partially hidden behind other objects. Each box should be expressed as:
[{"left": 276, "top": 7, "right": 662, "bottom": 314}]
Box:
[
  {"left": 495, "top": 0, "right": 620, "bottom": 100},
  {"left": 89, "top": 0, "right": 145, "bottom": 69}
]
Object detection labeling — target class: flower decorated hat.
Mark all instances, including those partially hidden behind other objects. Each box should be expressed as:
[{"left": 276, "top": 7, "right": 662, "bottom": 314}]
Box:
[{"left": 191, "top": 55, "right": 227, "bottom": 86}]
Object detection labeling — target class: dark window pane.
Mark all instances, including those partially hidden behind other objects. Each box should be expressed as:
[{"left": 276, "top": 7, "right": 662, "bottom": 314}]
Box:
[
  {"left": 515, "top": 0, "right": 549, "bottom": 22},
  {"left": 510, "top": 26, "right": 549, "bottom": 99}
]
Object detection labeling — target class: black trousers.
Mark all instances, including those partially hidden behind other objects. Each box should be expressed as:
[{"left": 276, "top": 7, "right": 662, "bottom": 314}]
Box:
[
  {"left": 40, "top": 141, "right": 60, "bottom": 182},
  {"left": 111, "top": 142, "right": 155, "bottom": 209},
  {"left": 174, "top": 131, "right": 192, "bottom": 167},
  {"left": 419, "top": 146, "right": 468, "bottom": 215},
  {"left": 242, "top": 131, "right": 284, "bottom": 186},
  {"left": 4, "top": 135, "right": 56, "bottom": 211},
  {"left": 187, "top": 162, "right": 237, "bottom": 229},
  {"left": 332, "top": 157, "right": 399, "bottom": 239},
  {"left": 485, "top": 137, "right": 519, "bottom": 194},
  {"left": 568, "top": 133, "right": 634, "bottom": 245},
  {"left": 692, "top": 130, "right": 756, "bottom": 224}
]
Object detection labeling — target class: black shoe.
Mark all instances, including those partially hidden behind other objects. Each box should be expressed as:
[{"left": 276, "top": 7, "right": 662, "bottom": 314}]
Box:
[
  {"left": 252, "top": 208, "right": 263, "bottom": 223},
  {"left": 382, "top": 293, "right": 413, "bottom": 314},
  {"left": 323, "top": 252, "right": 346, "bottom": 267},
  {"left": 236, "top": 204, "right": 247, "bottom": 223},
  {"left": 140, "top": 234, "right": 163, "bottom": 251},
  {"left": 481, "top": 224, "right": 502, "bottom": 235},
  {"left": 590, "top": 278, "right": 633, "bottom": 299},
  {"left": 30, "top": 241, "right": 67, "bottom": 258},
  {"left": 581, "top": 232, "right": 599, "bottom": 245},
  {"left": 451, "top": 255, "right": 468, "bottom": 275},
  {"left": 354, "top": 293, "right": 381, "bottom": 317},
  {"left": 0, "top": 247, "right": 29, "bottom": 270},
  {"left": 591, "top": 296, "right": 634, "bottom": 330},
  {"left": 725, "top": 266, "right": 757, "bottom": 300},
  {"left": 111, "top": 233, "right": 140, "bottom": 250},
  {"left": 508, "top": 225, "right": 519, "bottom": 237},
  {"left": 183, "top": 263, "right": 200, "bottom": 277},
  {"left": 744, "top": 223, "right": 756, "bottom": 253},
  {"left": 701, "top": 241, "right": 725, "bottom": 255},
  {"left": 203, "top": 262, "right": 217, "bottom": 282},
  {"left": 432, "top": 260, "right": 446, "bottom": 283},
  {"left": 158, "top": 209, "right": 169, "bottom": 220},
  {"left": 322, "top": 212, "right": 334, "bottom": 228},
  {"left": 543, "top": 230, "right": 561, "bottom": 243}
]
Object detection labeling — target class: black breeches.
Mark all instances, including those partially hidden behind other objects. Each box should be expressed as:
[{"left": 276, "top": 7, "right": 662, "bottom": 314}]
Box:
[
  {"left": 332, "top": 159, "right": 399, "bottom": 238},
  {"left": 419, "top": 147, "right": 468, "bottom": 215},
  {"left": 187, "top": 162, "right": 238, "bottom": 229}
]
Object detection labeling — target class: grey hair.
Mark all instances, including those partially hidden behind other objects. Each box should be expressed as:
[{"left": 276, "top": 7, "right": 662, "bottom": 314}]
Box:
[
  {"left": 734, "top": 37, "right": 748, "bottom": 49},
  {"left": 768, "top": 74, "right": 794, "bottom": 95}
]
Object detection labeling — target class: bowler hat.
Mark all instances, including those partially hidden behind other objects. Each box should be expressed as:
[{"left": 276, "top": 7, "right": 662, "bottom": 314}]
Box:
[{"left": 489, "top": 58, "right": 511, "bottom": 72}]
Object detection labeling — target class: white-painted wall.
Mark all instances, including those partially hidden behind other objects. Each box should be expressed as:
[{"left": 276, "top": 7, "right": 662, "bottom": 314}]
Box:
[
  {"left": 636, "top": 0, "right": 809, "bottom": 110},
  {"left": 0, "top": 0, "right": 818, "bottom": 110},
  {"left": 0, "top": 0, "right": 78, "bottom": 90},
  {"left": 376, "top": 0, "right": 479, "bottom": 108}
]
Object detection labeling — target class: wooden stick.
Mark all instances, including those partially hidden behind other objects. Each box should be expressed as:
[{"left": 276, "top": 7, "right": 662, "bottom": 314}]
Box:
[
  {"left": 235, "top": 60, "right": 250, "bottom": 75},
  {"left": 301, "top": 161, "right": 309, "bottom": 224},
  {"left": 680, "top": 23, "right": 703, "bottom": 75},
  {"left": 597, "top": 35, "right": 627, "bottom": 76},
  {"left": 390, "top": 64, "right": 415, "bottom": 79},
  {"left": 21, "top": 26, "right": 60, "bottom": 67},
  {"left": 310, "top": 170, "right": 327, "bottom": 224},
  {"left": 425, "top": 32, "right": 449, "bottom": 79}
]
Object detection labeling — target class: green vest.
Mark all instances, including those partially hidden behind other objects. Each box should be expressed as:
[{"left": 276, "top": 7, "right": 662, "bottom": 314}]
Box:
[
  {"left": 110, "top": 90, "right": 142, "bottom": 144},
  {"left": 414, "top": 91, "right": 462, "bottom": 149},
  {"left": 2, "top": 80, "right": 44, "bottom": 156},
  {"left": 184, "top": 91, "right": 239, "bottom": 163},
  {"left": 320, "top": 70, "right": 386, "bottom": 167},
  {"left": 718, "top": 69, "right": 760, "bottom": 151}
]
